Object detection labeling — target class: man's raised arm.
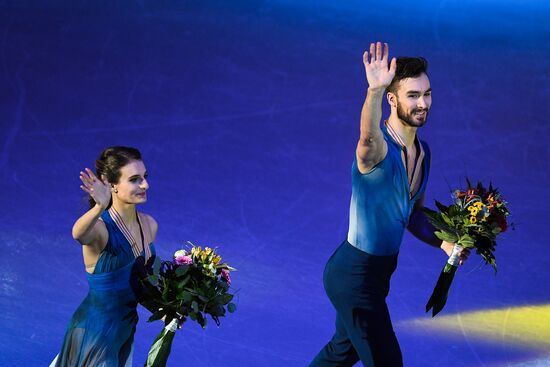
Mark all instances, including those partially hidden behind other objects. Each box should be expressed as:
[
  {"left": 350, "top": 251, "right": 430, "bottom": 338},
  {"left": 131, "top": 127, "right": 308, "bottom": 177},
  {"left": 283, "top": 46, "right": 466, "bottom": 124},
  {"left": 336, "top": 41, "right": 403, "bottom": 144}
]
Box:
[{"left": 356, "top": 42, "right": 396, "bottom": 174}]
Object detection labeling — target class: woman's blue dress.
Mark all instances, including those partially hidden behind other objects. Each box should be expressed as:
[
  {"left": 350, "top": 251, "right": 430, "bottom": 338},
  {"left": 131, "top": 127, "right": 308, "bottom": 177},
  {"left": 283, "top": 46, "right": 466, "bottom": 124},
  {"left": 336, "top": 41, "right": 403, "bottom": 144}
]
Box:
[{"left": 52, "top": 210, "right": 155, "bottom": 367}]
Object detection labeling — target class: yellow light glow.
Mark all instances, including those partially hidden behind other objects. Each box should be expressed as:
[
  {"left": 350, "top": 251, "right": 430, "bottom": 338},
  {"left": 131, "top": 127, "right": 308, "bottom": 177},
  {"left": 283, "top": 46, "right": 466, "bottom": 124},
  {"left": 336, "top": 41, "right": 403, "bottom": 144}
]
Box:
[{"left": 399, "top": 304, "right": 550, "bottom": 350}]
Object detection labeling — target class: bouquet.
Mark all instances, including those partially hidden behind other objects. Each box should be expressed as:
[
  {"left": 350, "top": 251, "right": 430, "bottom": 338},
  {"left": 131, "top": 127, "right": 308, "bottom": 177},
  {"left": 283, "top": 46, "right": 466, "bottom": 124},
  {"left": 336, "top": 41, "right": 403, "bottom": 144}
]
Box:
[
  {"left": 138, "top": 242, "right": 237, "bottom": 367},
  {"left": 423, "top": 180, "right": 510, "bottom": 317}
]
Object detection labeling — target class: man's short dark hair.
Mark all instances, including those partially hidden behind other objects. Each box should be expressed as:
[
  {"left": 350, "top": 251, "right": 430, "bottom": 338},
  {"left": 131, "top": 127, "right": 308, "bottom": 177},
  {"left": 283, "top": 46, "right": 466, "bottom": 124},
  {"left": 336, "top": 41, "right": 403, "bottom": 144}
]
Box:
[{"left": 386, "top": 57, "right": 428, "bottom": 94}]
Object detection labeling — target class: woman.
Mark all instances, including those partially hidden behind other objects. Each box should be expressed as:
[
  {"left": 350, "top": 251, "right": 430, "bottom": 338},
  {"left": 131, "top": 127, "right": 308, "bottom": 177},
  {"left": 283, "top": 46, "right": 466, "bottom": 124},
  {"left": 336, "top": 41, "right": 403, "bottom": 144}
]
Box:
[{"left": 51, "top": 146, "right": 158, "bottom": 367}]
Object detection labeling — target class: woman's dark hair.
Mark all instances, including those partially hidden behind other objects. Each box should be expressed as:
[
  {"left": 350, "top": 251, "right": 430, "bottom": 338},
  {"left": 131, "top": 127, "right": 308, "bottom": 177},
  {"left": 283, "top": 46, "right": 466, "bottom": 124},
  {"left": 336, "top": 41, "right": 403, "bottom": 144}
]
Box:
[
  {"left": 88, "top": 146, "right": 142, "bottom": 209},
  {"left": 386, "top": 57, "right": 428, "bottom": 94}
]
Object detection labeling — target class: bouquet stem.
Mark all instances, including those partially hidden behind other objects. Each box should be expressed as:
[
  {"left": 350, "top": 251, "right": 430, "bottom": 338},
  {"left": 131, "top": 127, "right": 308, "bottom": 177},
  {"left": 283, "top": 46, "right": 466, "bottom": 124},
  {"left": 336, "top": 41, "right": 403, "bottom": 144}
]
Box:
[
  {"left": 426, "top": 245, "right": 463, "bottom": 317},
  {"left": 144, "top": 318, "right": 178, "bottom": 367}
]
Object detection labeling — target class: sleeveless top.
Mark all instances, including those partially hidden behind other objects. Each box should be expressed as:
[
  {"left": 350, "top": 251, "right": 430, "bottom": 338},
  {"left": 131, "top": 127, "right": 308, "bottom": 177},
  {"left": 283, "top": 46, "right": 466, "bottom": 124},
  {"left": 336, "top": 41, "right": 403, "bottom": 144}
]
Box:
[
  {"left": 52, "top": 209, "right": 155, "bottom": 367},
  {"left": 347, "top": 124, "right": 431, "bottom": 255}
]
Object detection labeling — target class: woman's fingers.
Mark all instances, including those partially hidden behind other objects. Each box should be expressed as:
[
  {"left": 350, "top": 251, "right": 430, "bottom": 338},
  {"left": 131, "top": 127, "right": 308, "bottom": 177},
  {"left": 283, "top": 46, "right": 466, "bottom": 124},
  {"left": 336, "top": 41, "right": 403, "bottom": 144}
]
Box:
[
  {"left": 80, "top": 172, "right": 93, "bottom": 187},
  {"left": 86, "top": 168, "right": 101, "bottom": 185},
  {"left": 80, "top": 169, "right": 111, "bottom": 192},
  {"left": 80, "top": 185, "right": 92, "bottom": 194}
]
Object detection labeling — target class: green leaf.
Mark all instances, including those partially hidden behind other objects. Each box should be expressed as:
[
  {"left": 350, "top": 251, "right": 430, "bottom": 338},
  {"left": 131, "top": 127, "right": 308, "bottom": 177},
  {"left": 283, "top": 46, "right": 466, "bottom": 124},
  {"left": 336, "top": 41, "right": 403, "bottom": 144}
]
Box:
[
  {"left": 191, "top": 301, "right": 199, "bottom": 313},
  {"left": 207, "top": 304, "right": 226, "bottom": 317},
  {"left": 422, "top": 207, "right": 438, "bottom": 219},
  {"left": 434, "top": 230, "right": 458, "bottom": 243},
  {"left": 197, "top": 313, "right": 207, "bottom": 328},
  {"left": 440, "top": 212, "right": 453, "bottom": 226},
  {"left": 175, "top": 265, "right": 189, "bottom": 277},
  {"left": 148, "top": 275, "right": 159, "bottom": 287},
  {"left": 214, "top": 293, "right": 234, "bottom": 305},
  {"left": 180, "top": 291, "right": 194, "bottom": 303},
  {"left": 152, "top": 256, "right": 162, "bottom": 276},
  {"left": 458, "top": 234, "right": 475, "bottom": 248},
  {"left": 218, "top": 281, "right": 229, "bottom": 292},
  {"left": 227, "top": 303, "right": 237, "bottom": 313},
  {"left": 212, "top": 315, "right": 221, "bottom": 326},
  {"left": 434, "top": 200, "right": 449, "bottom": 213},
  {"left": 448, "top": 205, "right": 461, "bottom": 217},
  {"left": 197, "top": 294, "right": 210, "bottom": 303}
]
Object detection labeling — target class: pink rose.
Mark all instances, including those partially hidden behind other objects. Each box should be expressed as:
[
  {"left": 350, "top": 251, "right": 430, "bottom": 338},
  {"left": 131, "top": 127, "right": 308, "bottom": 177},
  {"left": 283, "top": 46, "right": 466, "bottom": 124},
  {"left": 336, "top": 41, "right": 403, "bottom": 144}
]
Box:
[
  {"left": 175, "top": 255, "right": 193, "bottom": 265},
  {"left": 221, "top": 268, "right": 231, "bottom": 285}
]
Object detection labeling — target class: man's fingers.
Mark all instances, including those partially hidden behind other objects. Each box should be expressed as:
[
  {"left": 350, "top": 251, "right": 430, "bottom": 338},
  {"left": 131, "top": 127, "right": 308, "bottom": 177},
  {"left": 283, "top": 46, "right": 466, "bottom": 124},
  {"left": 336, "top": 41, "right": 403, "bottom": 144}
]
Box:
[
  {"left": 370, "top": 43, "right": 375, "bottom": 61},
  {"left": 389, "top": 57, "right": 397, "bottom": 73},
  {"left": 382, "top": 42, "right": 389, "bottom": 61},
  {"left": 459, "top": 250, "right": 470, "bottom": 266},
  {"left": 365, "top": 42, "right": 391, "bottom": 64}
]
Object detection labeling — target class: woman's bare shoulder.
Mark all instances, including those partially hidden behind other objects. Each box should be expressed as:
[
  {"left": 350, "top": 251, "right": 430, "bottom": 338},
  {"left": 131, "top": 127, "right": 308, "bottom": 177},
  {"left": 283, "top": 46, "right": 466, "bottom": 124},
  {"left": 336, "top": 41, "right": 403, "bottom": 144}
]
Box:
[{"left": 138, "top": 212, "right": 158, "bottom": 233}]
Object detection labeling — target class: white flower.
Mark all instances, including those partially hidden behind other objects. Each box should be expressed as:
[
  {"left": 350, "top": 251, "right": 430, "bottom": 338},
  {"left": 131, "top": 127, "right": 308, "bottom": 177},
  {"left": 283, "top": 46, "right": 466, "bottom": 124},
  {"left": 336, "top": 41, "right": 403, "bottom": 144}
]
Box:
[{"left": 174, "top": 249, "right": 187, "bottom": 258}]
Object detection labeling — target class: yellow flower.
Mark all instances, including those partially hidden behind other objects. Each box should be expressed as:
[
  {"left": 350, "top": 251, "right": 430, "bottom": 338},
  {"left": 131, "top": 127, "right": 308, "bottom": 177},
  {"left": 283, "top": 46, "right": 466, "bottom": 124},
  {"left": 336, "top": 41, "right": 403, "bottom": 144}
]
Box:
[
  {"left": 188, "top": 245, "right": 220, "bottom": 265},
  {"left": 474, "top": 201, "right": 483, "bottom": 209},
  {"left": 470, "top": 216, "right": 477, "bottom": 224},
  {"left": 191, "top": 246, "right": 202, "bottom": 257}
]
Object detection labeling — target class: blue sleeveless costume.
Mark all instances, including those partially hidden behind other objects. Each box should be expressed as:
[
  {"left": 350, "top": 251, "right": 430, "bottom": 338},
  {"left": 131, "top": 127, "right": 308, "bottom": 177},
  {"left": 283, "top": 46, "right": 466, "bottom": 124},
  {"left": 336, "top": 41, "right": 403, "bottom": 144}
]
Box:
[
  {"left": 310, "top": 125, "right": 431, "bottom": 367},
  {"left": 52, "top": 211, "right": 155, "bottom": 367},
  {"left": 347, "top": 125, "right": 430, "bottom": 255}
]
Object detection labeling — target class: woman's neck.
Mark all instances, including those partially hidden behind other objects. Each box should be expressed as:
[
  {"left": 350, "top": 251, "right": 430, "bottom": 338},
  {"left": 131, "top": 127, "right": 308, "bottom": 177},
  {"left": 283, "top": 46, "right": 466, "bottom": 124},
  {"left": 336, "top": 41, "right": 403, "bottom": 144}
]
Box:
[{"left": 111, "top": 200, "right": 137, "bottom": 224}]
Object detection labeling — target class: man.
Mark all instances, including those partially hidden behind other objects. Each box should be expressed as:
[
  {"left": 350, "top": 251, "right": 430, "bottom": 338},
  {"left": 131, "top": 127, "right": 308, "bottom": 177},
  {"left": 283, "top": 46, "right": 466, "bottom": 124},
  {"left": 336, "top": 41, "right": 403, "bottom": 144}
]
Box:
[{"left": 309, "top": 42, "right": 469, "bottom": 367}]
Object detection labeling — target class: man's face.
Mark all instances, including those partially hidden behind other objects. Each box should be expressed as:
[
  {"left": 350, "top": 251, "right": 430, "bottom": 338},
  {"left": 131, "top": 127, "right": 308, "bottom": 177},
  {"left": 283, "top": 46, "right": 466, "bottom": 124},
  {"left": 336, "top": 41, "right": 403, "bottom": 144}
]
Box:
[{"left": 395, "top": 73, "right": 432, "bottom": 128}]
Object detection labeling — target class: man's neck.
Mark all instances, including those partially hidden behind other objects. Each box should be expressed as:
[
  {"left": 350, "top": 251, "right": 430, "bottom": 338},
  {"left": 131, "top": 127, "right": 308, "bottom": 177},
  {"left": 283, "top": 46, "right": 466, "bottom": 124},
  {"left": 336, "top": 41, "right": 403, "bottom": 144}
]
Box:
[
  {"left": 387, "top": 115, "right": 417, "bottom": 149},
  {"left": 111, "top": 200, "right": 137, "bottom": 224}
]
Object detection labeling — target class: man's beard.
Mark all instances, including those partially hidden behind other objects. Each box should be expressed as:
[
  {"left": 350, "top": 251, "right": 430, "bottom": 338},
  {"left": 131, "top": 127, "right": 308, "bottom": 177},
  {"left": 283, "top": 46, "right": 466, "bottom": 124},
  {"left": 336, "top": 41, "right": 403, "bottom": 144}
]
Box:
[{"left": 396, "top": 101, "right": 429, "bottom": 128}]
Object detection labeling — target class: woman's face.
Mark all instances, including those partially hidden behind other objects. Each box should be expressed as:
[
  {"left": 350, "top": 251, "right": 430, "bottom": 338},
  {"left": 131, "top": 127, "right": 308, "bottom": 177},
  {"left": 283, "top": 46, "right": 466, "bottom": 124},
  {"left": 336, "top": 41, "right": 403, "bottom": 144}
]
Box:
[{"left": 112, "top": 160, "right": 149, "bottom": 204}]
